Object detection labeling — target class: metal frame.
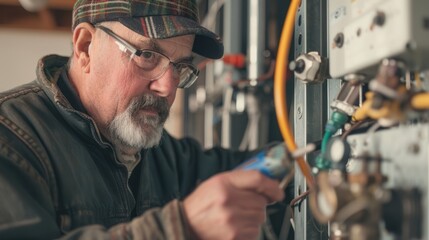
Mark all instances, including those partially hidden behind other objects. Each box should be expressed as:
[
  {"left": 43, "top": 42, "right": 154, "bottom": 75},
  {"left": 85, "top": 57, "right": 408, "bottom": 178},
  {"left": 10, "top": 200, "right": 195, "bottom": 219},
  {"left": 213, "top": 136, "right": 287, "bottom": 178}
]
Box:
[{"left": 293, "top": 0, "right": 337, "bottom": 239}]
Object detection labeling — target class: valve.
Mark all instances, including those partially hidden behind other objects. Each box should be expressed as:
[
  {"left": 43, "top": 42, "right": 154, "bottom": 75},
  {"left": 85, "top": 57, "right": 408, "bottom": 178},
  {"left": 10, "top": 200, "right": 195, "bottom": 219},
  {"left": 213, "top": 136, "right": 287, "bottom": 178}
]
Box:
[{"left": 289, "top": 51, "right": 329, "bottom": 84}]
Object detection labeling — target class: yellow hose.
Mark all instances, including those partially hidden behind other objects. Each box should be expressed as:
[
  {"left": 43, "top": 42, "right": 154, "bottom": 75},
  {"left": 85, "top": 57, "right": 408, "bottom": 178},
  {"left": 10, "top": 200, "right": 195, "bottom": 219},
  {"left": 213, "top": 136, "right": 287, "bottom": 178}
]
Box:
[
  {"left": 274, "top": 0, "right": 315, "bottom": 189},
  {"left": 411, "top": 93, "right": 429, "bottom": 110},
  {"left": 353, "top": 96, "right": 393, "bottom": 121},
  {"left": 354, "top": 87, "right": 409, "bottom": 122}
]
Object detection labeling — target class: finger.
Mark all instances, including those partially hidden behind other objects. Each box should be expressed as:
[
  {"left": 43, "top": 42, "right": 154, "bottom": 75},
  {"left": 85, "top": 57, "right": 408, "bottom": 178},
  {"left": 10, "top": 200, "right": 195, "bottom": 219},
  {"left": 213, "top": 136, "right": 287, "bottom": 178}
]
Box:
[
  {"left": 229, "top": 216, "right": 265, "bottom": 240},
  {"left": 223, "top": 207, "right": 267, "bottom": 227},
  {"left": 237, "top": 226, "right": 262, "bottom": 240},
  {"left": 227, "top": 170, "right": 285, "bottom": 203},
  {"left": 232, "top": 190, "right": 269, "bottom": 210}
]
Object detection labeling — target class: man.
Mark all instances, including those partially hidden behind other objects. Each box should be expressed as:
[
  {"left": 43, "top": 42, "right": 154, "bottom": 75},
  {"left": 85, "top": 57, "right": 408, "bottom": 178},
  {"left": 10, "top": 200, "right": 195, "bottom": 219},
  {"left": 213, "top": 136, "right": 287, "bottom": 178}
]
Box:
[{"left": 0, "top": 0, "right": 284, "bottom": 239}]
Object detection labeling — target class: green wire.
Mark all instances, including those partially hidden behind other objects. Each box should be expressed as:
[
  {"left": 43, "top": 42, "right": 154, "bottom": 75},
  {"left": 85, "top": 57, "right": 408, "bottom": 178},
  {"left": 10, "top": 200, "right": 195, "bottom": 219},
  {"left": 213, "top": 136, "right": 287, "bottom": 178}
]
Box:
[
  {"left": 315, "top": 111, "right": 349, "bottom": 171},
  {"left": 321, "top": 130, "right": 334, "bottom": 154}
]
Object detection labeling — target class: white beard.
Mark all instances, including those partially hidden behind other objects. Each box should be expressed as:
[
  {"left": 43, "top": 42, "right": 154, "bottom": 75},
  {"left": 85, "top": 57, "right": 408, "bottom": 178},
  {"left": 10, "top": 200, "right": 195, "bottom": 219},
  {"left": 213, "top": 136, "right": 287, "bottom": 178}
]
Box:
[{"left": 108, "top": 95, "right": 169, "bottom": 149}]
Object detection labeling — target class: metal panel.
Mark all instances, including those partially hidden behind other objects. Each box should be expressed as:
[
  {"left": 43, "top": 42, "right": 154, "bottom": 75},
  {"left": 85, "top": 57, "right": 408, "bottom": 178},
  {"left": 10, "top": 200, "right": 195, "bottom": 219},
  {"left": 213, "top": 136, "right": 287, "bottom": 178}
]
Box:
[
  {"left": 328, "top": 0, "right": 429, "bottom": 78},
  {"left": 347, "top": 123, "right": 429, "bottom": 239},
  {"left": 293, "top": 0, "right": 330, "bottom": 239}
]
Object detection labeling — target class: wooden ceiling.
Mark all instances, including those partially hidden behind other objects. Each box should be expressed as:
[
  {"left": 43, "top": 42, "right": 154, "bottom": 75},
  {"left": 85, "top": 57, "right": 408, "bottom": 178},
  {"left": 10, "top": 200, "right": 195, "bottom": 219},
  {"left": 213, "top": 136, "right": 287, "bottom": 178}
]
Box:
[{"left": 0, "top": 0, "right": 73, "bottom": 31}]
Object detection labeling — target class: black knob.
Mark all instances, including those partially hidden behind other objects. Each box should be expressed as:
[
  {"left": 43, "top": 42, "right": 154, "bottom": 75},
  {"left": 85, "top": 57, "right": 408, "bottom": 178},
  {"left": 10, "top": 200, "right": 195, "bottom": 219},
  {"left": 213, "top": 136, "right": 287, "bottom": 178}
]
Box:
[
  {"left": 289, "top": 59, "right": 306, "bottom": 73},
  {"left": 334, "top": 32, "right": 344, "bottom": 48},
  {"left": 373, "top": 11, "right": 386, "bottom": 26}
]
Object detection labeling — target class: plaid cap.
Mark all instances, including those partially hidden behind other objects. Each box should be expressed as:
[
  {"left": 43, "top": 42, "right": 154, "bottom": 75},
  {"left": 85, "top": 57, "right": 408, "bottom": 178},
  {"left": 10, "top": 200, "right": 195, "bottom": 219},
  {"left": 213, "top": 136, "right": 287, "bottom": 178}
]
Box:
[{"left": 72, "top": 0, "right": 224, "bottom": 59}]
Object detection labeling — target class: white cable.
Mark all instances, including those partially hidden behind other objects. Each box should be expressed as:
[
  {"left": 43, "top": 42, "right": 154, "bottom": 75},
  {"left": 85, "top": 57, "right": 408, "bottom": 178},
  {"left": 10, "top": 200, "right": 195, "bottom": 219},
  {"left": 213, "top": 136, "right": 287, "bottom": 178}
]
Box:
[
  {"left": 246, "top": 93, "right": 261, "bottom": 150},
  {"left": 201, "top": 0, "right": 226, "bottom": 31},
  {"left": 238, "top": 121, "right": 250, "bottom": 151},
  {"left": 291, "top": 143, "right": 316, "bottom": 158},
  {"left": 248, "top": 112, "right": 261, "bottom": 150},
  {"left": 238, "top": 93, "right": 260, "bottom": 151},
  {"left": 369, "top": 81, "right": 398, "bottom": 99},
  {"left": 221, "top": 87, "right": 234, "bottom": 148},
  {"left": 19, "top": 0, "right": 48, "bottom": 12}
]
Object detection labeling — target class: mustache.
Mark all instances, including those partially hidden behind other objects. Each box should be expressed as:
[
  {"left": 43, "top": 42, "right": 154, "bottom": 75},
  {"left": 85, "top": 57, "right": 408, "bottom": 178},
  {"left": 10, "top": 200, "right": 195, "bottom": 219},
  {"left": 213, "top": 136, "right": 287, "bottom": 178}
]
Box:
[{"left": 129, "top": 94, "right": 170, "bottom": 122}]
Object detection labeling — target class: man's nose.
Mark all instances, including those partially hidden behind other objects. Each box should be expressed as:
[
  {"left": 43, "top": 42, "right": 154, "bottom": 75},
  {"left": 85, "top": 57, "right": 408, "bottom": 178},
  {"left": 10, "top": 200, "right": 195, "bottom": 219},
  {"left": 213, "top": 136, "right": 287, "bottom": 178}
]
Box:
[{"left": 148, "top": 66, "right": 178, "bottom": 97}]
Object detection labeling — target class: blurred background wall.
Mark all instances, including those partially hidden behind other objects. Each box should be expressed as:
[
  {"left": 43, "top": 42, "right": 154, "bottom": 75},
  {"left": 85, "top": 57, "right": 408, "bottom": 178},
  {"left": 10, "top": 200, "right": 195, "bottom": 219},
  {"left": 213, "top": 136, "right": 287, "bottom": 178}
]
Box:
[{"left": 0, "top": 29, "right": 71, "bottom": 91}]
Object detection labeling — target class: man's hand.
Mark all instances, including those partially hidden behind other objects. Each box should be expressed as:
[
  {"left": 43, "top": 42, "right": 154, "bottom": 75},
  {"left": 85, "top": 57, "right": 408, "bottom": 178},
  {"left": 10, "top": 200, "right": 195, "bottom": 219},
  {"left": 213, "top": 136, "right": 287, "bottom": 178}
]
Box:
[{"left": 183, "top": 170, "right": 284, "bottom": 240}]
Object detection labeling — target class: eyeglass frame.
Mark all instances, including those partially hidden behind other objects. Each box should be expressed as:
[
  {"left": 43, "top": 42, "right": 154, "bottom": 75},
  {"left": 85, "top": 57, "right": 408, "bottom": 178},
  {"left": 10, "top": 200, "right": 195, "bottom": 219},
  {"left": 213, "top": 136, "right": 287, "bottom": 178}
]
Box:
[{"left": 95, "top": 24, "right": 200, "bottom": 89}]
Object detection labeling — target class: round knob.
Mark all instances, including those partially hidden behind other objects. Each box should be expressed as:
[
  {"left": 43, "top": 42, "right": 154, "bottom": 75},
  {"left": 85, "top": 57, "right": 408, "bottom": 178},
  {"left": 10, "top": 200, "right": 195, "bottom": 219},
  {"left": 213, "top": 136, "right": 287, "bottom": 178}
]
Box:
[
  {"left": 324, "top": 137, "right": 351, "bottom": 169},
  {"left": 373, "top": 11, "right": 386, "bottom": 26},
  {"left": 289, "top": 59, "right": 306, "bottom": 73}
]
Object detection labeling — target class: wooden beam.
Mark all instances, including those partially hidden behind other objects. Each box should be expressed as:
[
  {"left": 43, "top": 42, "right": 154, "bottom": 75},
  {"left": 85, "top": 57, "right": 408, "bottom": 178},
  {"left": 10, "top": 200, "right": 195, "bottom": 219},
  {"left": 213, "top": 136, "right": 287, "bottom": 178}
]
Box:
[
  {"left": 0, "top": 4, "right": 72, "bottom": 31},
  {"left": 38, "top": 8, "right": 56, "bottom": 29},
  {"left": 48, "top": 0, "right": 74, "bottom": 9},
  {"left": 0, "top": 0, "right": 74, "bottom": 10},
  {"left": 0, "top": 0, "right": 20, "bottom": 7}
]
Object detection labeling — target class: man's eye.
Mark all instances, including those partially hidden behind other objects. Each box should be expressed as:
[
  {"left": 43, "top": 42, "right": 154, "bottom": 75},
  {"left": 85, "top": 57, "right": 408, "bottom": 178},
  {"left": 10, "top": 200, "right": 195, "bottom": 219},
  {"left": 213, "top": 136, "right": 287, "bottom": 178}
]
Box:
[
  {"left": 141, "top": 51, "right": 154, "bottom": 59},
  {"left": 135, "top": 51, "right": 163, "bottom": 71}
]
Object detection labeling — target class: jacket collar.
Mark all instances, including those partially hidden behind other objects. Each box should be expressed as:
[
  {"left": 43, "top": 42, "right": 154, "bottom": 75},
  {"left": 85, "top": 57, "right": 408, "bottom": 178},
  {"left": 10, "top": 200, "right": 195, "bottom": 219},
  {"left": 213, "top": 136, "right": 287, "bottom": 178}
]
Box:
[{"left": 36, "top": 54, "right": 109, "bottom": 147}]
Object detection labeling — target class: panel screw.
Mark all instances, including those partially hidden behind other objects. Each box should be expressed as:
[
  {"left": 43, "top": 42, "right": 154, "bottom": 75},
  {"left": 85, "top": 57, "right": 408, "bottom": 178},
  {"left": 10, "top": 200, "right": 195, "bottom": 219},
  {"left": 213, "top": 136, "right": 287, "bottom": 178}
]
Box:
[{"left": 297, "top": 106, "right": 303, "bottom": 119}]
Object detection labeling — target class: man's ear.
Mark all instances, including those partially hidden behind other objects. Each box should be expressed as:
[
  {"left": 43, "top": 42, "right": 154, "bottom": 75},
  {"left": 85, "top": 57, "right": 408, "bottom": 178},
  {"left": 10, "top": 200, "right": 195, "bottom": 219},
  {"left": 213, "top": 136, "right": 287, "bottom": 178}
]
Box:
[{"left": 72, "top": 23, "right": 96, "bottom": 73}]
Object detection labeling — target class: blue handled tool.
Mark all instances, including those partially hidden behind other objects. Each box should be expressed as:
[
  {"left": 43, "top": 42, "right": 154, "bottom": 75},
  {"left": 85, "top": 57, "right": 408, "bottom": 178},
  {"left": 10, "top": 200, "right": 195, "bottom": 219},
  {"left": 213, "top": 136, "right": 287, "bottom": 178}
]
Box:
[{"left": 236, "top": 143, "right": 293, "bottom": 179}]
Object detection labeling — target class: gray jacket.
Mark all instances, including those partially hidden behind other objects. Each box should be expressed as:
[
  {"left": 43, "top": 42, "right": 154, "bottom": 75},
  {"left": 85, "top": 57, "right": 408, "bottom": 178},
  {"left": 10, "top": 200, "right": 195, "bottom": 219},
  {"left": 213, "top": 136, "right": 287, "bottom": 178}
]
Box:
[{"left": 0, "top": 55, "right": 253, "bottom": 239}]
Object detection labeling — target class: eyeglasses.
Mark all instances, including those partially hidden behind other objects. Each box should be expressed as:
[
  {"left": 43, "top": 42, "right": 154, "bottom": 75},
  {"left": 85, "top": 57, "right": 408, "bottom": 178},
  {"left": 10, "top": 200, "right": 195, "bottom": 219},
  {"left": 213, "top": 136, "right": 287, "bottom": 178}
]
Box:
[{"left": 96, "top": 25, "right": 199, "bottom": 88}]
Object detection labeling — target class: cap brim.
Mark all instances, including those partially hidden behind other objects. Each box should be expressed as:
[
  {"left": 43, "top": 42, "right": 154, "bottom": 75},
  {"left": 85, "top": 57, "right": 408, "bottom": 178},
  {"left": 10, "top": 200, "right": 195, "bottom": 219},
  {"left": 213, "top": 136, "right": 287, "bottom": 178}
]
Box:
[{"left": 118, "top": 15, "right": 224, "bottom": 59}]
